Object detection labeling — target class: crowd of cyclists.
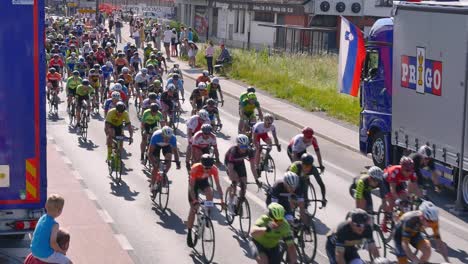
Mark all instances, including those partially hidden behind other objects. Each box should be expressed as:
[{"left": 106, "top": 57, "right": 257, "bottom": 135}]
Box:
[{"left": 44, "top": 14, "right": 452, "bottom": 264}]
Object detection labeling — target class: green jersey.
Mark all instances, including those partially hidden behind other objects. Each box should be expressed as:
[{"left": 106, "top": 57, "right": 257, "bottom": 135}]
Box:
[
  {"left": 141, "top": 109, "right": 163, "bottom": 125},
  {"left": 239, "top": 92, "right": 249, "bottom": 105},
  {"left": 66, "top": 76, "right": 82, "bottom": 90},
  {"left": 240, "top": 99, "right": 259, "bottom": 114},
  {"left": 288, "top": 161, "right": 320, "bottom": 179},
  {"left": 253, "top": 215, "right": 294, "bottom": 249},
  {"left": 354, "top": 175, "right": 374, "bottom": 200},
  {"left": 145, "top": 59, "right": 159, "bottom": 67},
  {"left": 75, "top": 84, "right": 93, "bottom": 96}
]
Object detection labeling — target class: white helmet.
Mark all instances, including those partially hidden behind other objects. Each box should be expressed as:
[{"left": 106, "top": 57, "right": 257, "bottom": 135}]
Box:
[
  {"left": 368, "top": 166, "right": 384, "bottom": 181},
  {"left": 198, "top": 82, "right": 207, "bottom": 90},
  {"left": 418, "top": 145, "right": 432, "bottom": 158},
  {"left": 211, "top": 77, "right": 219, "bottom": 85},
  {"left": 161, "top": 126, "right": 173, "bottom": 137},
  {"left": 419, "top": 201, "right": 438, "bottom": 221},
  {"left": 283, "top": 171, "right": 300, "bottom": 189},
  {"left": 237, "top": 134, "right": 249, "bottom": 146},
  {"left": 111, "top": 91, "right": 121, "bottom": 99},
  {"left": 166, "top": 83, "right": 176, "bottom": 91},
  {"left": 264, "top": 113, "right": 274, "bottom": 123},
  {"left": 122, "top": 67, "right": 129, "bottom": 73},
  {"left": 202, "top": 70, "right": 209, "bottom": 76},
  {"left": 106, "top": 61, "right": 112, "bottom": 67},
  {"left": 198, "top": 109, "right": 210, "bottom": 121},
  {"left": 112, "top": 83, "right": 122, "bottom": 91}
]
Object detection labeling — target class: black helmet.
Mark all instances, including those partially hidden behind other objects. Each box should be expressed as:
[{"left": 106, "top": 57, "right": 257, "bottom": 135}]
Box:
[
  {"left": 350, "top": 208, "right": 370, "bottom": 225},
  {"left": 72, "top": 70, "right": 79, "bottom": 76},
  {"left": 201, "top": 124, "right": 212, "bottom": 134},
  {"left": 148, "top": 92, "right": 158, "bottom": 100},
  {"left": 116, "top": 102, "right": 126, "bottom": 113},
  {"left": 201, "top": 154, "right": 214, "bottom": 168},
  {"left": 82, "top": 79, "right": 90, "bottom": 85},
  {"left": 89, "top": 69, "right": 96, "bottom": 73},
  {"left": 172, "top": 73, "right": 179, "bottom": 80},
  {"left": 206, "top": 98, "right": 216, "bottom": 106},
  {"left": 93, "top": 64, "right": 100, "bottom": 69},
  {"left": 49, "top": 67, "right": 56, "bottom": 73},
  {"left": 150, "top": 103, "right": 159, "bottom": 112},
  {"left": 300, "top": 153, "right": 314, "bottom": 165},
  {"left": 118, "top": 78, "right": 125, "bottom": 84},
  {"left": 247, "top": 86, "right": 256, "bottom": 93}
]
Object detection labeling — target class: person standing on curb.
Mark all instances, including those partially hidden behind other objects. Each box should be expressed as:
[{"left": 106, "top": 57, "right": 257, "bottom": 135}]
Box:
[
  {"left": 133, "top": 24, "right": 141, "bottom": 50},
  {"left": 163, "top": 25, "right": 173, "bottom": 60},
  {"left": 205, "top": 40, "right": 214, "bottom": 76},
  {"left": 179, "top": 27, "right": 186, "bottom": 57},
  {"left": 188, "top": 41, "right": 198, "bottom": 68},
  {"left": 171, "top": 28, "right": 178, "bottom": 57},
  {"left": 114, "top": 18, "right": 122, "bottom": 43},
  {"left": 139, "top": 21, "right": 146, "bottom": 49},
  {"left": 188, "top": 27, "right": 194, "bottom": 42},
  {"left": 108, "top": 14, "right": 114, "bottom": 33}
]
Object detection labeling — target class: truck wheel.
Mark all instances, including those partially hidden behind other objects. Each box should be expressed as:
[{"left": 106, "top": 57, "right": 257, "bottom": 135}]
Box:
[
  {"left": 463, "top": 174, "right": 468, "bottom": 206},
  {"left": 371, "top": 132, "right": 386, "bottom": 168}
]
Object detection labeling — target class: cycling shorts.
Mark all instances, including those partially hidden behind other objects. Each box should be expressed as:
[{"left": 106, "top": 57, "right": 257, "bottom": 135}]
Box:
[
  {"left": 67, "top": 88, "right": 76, "bottom": 97},
  {"left": 76, "top": 95, "right": 89, "bottom": 108},
  {"left": 394, "top": 229, "right": 427, "bottom": 260},
  {"left": 251, "top": 240, "right": 281, "bottom": 264},
  {"left": 254, "top": 133, "right": 270, "bottom": 143},
  {"left": 286, "top": 145, "right": 306, "bottom": 162},
  {"left": 382, "top": 181, "right": 407, "bottom": 199},
  {"left": 188, "top": 178, "right": 210, "bottom": 204},
  {"left": 152, "top": 145, "right": 172, "bottom": 158},
  {"left": 143, "top": 123, "right": 158, "bottom": 135},
  {"left": 111, "top": 125, "right": 123, "bottom": 137}
]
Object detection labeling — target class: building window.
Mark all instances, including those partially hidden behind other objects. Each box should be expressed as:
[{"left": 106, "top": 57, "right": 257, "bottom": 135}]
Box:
[
  {"left": 240, "top": 10, "right": 245, "bottom": 33},
  {"left": 234, "top": 9, "right": 239, "bottom": 33},
  {"left": 254, "top": 12, "right": 274, "bottom": 23}
]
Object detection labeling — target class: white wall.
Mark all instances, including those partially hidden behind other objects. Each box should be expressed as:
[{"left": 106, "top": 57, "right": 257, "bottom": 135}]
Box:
[
  {"left": 363, "top": 0, "right": 392, "bottom": 17},
  {"left": 250, "top": 21, "right": 275, "bottom": 47}
]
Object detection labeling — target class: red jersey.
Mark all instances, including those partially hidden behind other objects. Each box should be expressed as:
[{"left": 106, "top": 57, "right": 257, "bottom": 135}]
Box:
[
  {"left": 49, "top": 58, "right": 64, "bottom": 67},
  {"left": 46, "top": 72, "right": 62, "bottom": 82},
  {"left": 384, "top": 165, "right": 417, "bottom": 185},
  {"left": 190, "top": 163, "right": 219, "bottom": 182}
]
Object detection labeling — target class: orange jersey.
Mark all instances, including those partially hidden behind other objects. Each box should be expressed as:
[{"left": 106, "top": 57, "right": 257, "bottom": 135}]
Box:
[
  {"left": 189, "top": 163, "right": 219, "bottom": 183},
  {"left": 46, "top": 72, "right": 62, "bottom": 82}
]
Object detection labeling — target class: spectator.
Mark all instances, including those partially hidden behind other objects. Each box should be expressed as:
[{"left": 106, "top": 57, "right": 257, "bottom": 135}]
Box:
[
  {"left": 152, "top": 24, "right": 161, "bottom": 51},
  {"left": 114, "top": 18, "right": 122, "bottom": 43},
  {"left": 132, "top": 24, "right": 141, "bottom": 50},
  {"left": 24, "top": 229, "right": 71, "bottom": 264},
  {"left": 216, "top": 43, "right": 231, "bottom": 65},
  {"left": 30, "top": 194, "right": 72, "bottom": 264},
  {"left": 108, "top": 15, "right": 114, "bottom": 32},
  {"left": 163, "top": 25, "right": 173, "bottom": 60},
  {"left": 139, "top": 22, "right": 146, "bottom": 49},
  {"left": 180, "top": 38, "right": 189, "bottom": 58},
  {"left": 171, "top": 28, "right": 178, "bottom": 57},
  {"left": 188, "top": 41, "right": 198, "bottom": 68},
  {"left": 205, "top": 40, "right": 214, "bottom": 76},
  {"left": 179, "top": 27, "right": 186, "bottom": 57},
  {"left": 188, "top": 27, "right": 194, "bottom": 42}
]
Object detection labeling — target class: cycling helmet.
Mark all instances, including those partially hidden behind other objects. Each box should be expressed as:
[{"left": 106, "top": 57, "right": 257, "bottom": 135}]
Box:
[
  {"left": 198, "top": 82, "right": 207, "bottom": 90},
  {"left": 202, "top": 70, "right": 209, "bottom": 77},
  {"left": 368, "top": 166, "right": 384, "bottom": 181},
  {"left": 122, "top": 67, "right": 129, "bottom": 73},
  {"left": 93, "top": 64, "right": 100, "bottom": 69},
  {"left": 141, "top": 68, "right": 148, "bottom": 74},
  {"left": 206, "top": 98, "right": 216, "bottom": 106},
  {"left": 117, "top": 79, "right": 125, "bottom": 85},
  {"left": 268, "top": 203, "right": 285, "bottom": 221},
  {"left": 157, "top": 51, "right": 163, "bottom": 56},
  {"left": 111, "top": 91, "right": 121, "bottom": 99},
  {"left": 49, "top": 68, "right": 56, "bottom": 73},
  {"left": 283, "top": 171, "right": 300, "bottom": 189},
  {"left": 247, "top": 92, "right": 256, "bottom": 100},
  {"left": 201, "top": 124, "right": 212, "bottom": 134},
  {"left": 237, "top": 134, "right": 249, "bottom": 146},
  {"left": 172, "top": 73, "right": 180, "bottom": 80},
  {"left": 89, "top": 69, "right": 96, "bottom": 74},
  {"left": 211, "top": 77, "right": 220, "bottom": 85},
  {"left": 300, "top": 153, "right": 314, "bottom": 166},
  {"left": 150, "top": 54, "right": 156, "bottom": 59},
  {"left": 201, "top": 154, "right": 214, "bottom": 168},
  {"left": 88, "top": 51, "right": 94, "bottom": 55},
  {"left": 418, "top": 145, "right": 433, "bottom": 159},
  {"left": 148, "top": 92, "right": 158, "bottom": 100},
  {"left": 79, "top": 57, "right": 85, "bottom": 62},
  {"left": 372, "top": 257, "right": 392, "bottom": 264},
  {"left": 72, "top": 70, "right": 79, "bottom": 76},
  {"left": 82, "top": 79, "right": 89, "bottom": 85},
  {"left": 106, "top": 42, "right": 112, "bottom": 47},
  {"left": 400, "top": 156, "right": 414, "bottom": 172},
  {"left": 247, "top": 86, "right": 256, "bottom": 93},
  {"left": 113, "top": 83, "right": 122, "bottom": 91},
  {"left": 106, "top": 61, "right": 112, "bottom": 67},
  {"left": 198, "top": 109, "right": 210, "bottom": 121},
  {"left": 153, "top": 80, "right": 161, "bottom": 86},
  {"left": 350, "top": 208, "right": 370, "bottom": 225},
  {"left": 70, "top": 52, "right": 76, "bottom": 56},
  {"left": 419, "top": 201, "right": 439, "bottom": 221},
  {"left": 161, "top": 126, "right": 174, "bottom": 137},
  {"left": 167, "top": 83, "right": 176, "bottom": 91},
  {"left": 115, "top": 102, "right": 126, "bottom": 113},
  {"left": 264, "top": 113, "right": 274, "bottom": 123},
  {"left": 150, "top": 103, "right": 159, "bottom": 112},
  {"left": 302, "top": 127, "right": 314, "bottom": 138}
]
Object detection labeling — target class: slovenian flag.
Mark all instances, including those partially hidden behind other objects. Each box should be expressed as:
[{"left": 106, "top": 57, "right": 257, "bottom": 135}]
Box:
[{"left": 338, "top": 17, "right": 366, "bottom": 97}]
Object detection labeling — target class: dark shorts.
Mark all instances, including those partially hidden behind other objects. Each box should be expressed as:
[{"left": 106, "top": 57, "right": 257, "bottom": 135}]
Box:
[
  {"left": 195, "top": 99, "right": 203, "bottom": 110},
  {"left": 287, "top": 145, "right": 306, "bottom": 162},
  {"left": 325, "top": 236, "right": 361, "bottom": 264},
  {"left": 394, "top": 227, "right": 426, "bottom": 258},
  {"left": 143, "top": 123, "right": 158, "bottom": 134},
  {"left": 188, "top": 178, "right": 210, "bottom": 203},
  {"left": 164, "top": 42, "right": 170, "bottom": 48},
  {"left": 381, "top": 181, "right": 407, "bottom": 198},
  {"left": 252, "top": 240, "right": 280, "bottom": 264},
  {"left": 152, "top": 145, "right": 172, "bottom": 158},
  {"left": 116, "top": 65, "right": 124, "bottom": 74},
  {"left": 76, "top": 95, "right": 89, "bottom": 108},
  {"left": 266, "top": 195, "right": 293, "bottom": 216},
  {"left": 67, "top": 88, "right": 76, "bottom": 97},
  {"left": 225, "top": 161, "right": 247, "bottom": 178},
  {"left": 112, "top": 125, "right": 123, "bottom": 137}
]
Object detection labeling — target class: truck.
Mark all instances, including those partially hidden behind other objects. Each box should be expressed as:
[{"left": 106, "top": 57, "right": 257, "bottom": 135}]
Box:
[
  {"left": 359, "top": 0, "right": 468, "bottom": 206},
  {"left": 0, "top": 0, "right": 47, "bottom": 237}
]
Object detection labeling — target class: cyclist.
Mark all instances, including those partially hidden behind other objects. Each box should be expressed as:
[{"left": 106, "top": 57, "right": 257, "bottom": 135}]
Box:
[
  {"left": 239, "top": 92, "right": 263, "bottom": 134},
  {"left": 239, "top": 86, "right": 256, "bottom": 107},
  {"left": 141, "top": 92, "right": 160, "bottom": 113},
  {"left": 326, "top": 208, "right": 380, "bottom": 264},
  {"left": 147, "top": 64, "right": 161, "bottom": 84},
  {"left": 65, "top": 52, "right": 78, "bottom": 75},
  {"left": 143, "top": 42, "right": 153, "bottom": 63},
  {"left": 166, "top": 73, "right": 184, "bottom": 101},
  {"left": 160, "top": 84, "right": 180, "bottom": 123},
  {"left": 85, "top": 51, "right": 97, "bottom": 69},
  {"left": 206, "top": 77, "right": 223, "bottom": 106},
  {"left": 65, "top": 70, "right": 82, "bottom": 112},
  {"left": 152, "top": 79, "right": 163, "bottom": 94},
  {"left": 145, "top": 53, "right": 159, "bottom": 68},
  {"left": 75, "top": 57, "right": 88, "bottom": 78},
  {"left": 287, "top": 127, "right": 325, "bottom": 172},
  {"left": 119, "top": 67, "right": 133, "bottom": 96},
  {"left": 195, "top": 70, "right": 211, "bottom": 86},
  {"left": 108, "top": 82, "right": 128, "bottom": 107},
  {"left": 168, "top": 64, "right": 184, "bottom": 79},
  {"left": 186, "top": 154, "right": 224, "bottom": 248},
  {"left": 394, "top": 201, "right": 449, "bottom": 264},
  {"left": 135, "top": 68, "right": 151, "bottom": 106},
  {"left": 155, "top": 51, "right": 167, "bottom": 73},
  {"left": 252, "top": 113, "right": 281, "bottom": 172},
  {"left": 350, "top": 166, "right": 384, "bottom": 212},
  {"left": 185, "top": 109, "right": 211, "bottom": 170},
  {"left": 266, "top": 172, "right": 307, "bottom": 225},
  {"left": 130, "top": 52, "right": 142, "bottom": 73},
  {"left": 189, "top": 82, "right": 208, "bottom": 115},
  {"left": 75, "top": 79, "right": 93, "bottom": 128},
  {"left": 105, "top": 102, "right": 134, "bottom": 161},
  {"left": 103, "top": 91, "right": 121, "bottom": 117},
  {"left": 202, "top": 98, "right": 222, "bottom": 128},
  {"left": 46, "top": 68, "right": 62, "bottom": 101},
  {"left": 95, "top": 46, "right": 106, "bottom": 66},
  {"left": 287, "top": 153, "right": 327, "bottom": 210},
  {"left": 140, "top": 103, "right": 164, "bottom": 162},
  {"left": 49, "top": 53, "right": 64, "bottom": 74},
  {"left": 225, "top": 134, "right": 260, "bottom": 212},
  {"left": 381, "top": 157, "right": 422, "bottom": 232},
  {"left": 114, "top": 52, "right": 128, "bottom": 76},
  {"left": 250, "top": 203, "right": 297, "bottom": 264},
  {"left": 410, "top": 145, "right": 442, "bottom": 194},
  {"left": 101, "top": 61, "right": 114, "bottom": 88},
  {"left": 148, "top": 126, "right": 181, "bottom": 191},
  {"left": 191, "top": 124, "right": 219, "bottom": 164}
]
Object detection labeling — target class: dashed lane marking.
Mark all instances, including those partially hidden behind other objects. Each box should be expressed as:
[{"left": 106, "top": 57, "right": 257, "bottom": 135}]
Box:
[{"left": 114, "top": 234, "right": 134, "bottom": 251}]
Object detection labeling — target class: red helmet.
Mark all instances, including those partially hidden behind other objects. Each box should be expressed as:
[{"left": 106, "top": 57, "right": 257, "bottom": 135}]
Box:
[
  {"left": 302, "top": 127, "right": 314, "bottom": 138},
  {"left": 400, "top": 156, "right": 414, "bottom": 172}
]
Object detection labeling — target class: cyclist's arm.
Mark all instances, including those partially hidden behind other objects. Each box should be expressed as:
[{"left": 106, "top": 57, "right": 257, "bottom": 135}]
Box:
[
  {"left": 311, "top": 167, "right": 326, "bottom": 201},
  {"left": 212, "top": 167, "right": 223, "bottom": 199},
  {"left": 124, "top": 113, "right": 133, "bottom": 139},
  {"left": 256, "top": 104, "right": 263, "bottom": 121},
  {"left": 251, "top": 216, "right": 269, "bottom": 238},
  {"left": 271, "top": 129, "right": 280, "bottom": 147},
  {"left": 354, "top": 179, "right": 367, "bottom": 210},
  {"left": 286, "top": 243, "right": 297, "bottom": 264}
]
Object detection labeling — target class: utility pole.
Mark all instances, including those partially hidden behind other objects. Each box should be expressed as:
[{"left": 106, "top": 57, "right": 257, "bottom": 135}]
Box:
[{"left": 96, "top": 0, "right": 100, "bottom": 24}]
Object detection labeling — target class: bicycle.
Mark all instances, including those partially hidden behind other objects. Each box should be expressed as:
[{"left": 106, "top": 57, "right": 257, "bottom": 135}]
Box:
[
  {"left": 353, "top": 211, "right": 387, "bottom": 261},
  {"left": 304, "top": 176, "right": 326, "bottom": 218},
  {"left": 48, "top": 86, "right": 60, "bottom": 115},
  {"left": 257, "top": 144, "right": 279, "bottom": 187},
  {"left": 78, "top": 99, "right": 89, "bottom": 140},
  {"left": 210, "top": 115, "right": 223, "bottom": 133},
  {"left": 90, "top": 93, "right": 99, "bottom": 115},
  {"left": 68, "top": 97, "right": 76, "bottom": 126},
  {"left": 169, "top": 102, "right": 182, "bottom": 131},
  {"left": 224, "top": 182, "right": 253, "bottom": 237},
  {"left": 151, "top": 159, "right": 177, "bottom": 212},
  {"left": 107, "top": 135, "right": 131, "bottom": 184}
]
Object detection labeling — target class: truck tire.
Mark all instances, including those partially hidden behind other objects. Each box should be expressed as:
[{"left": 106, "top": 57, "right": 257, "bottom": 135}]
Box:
[{"left": 371, "top": 132, "right": 386, "bottom": 168}]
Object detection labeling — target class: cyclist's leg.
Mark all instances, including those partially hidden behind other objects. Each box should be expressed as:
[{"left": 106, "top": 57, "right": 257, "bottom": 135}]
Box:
[
  {"left": 140, "top": 128, "right": 148, "bottom": 160},
  {"left": 162, "top": 146, "right": 172, "bottom": 174},
  {"left": 236, "top": 162, "right": 248, "bottom": 200},
  {"left": 413, "top": 235, "right": 431, "bottom": 263},
  {"left": 251, "top": 240, "right": 269, "bottom": 264},
  {"left": 325, "top": 237, "right": 338, "bottom": 264},
  {"left": 151, "top": 146, "right": 162, "bottom": 186}
]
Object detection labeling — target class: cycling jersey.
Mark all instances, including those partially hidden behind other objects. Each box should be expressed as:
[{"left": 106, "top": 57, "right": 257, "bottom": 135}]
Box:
[
  {"left": 409, "top": 152, "right": 436, "bottom": 185},
  {"left": 288, "top": 161, "right": 326, "bottom": 202},
  {"left": 75, "top": 84, "right": 93, "bottom": 97},
  {"left": 269, "top": 180, "right": 304, "bottom": 203},
  {"left": 105, "top": 108, "right": 130, "bottom": 127},
  {"left": 253, "top": 215, "right": 294, "bottom": 249},
  {"left": 66, "top": 77, "right": 82, "bottom": 90},
  {"left": 326, "top": 221, "right": 374, "bottom": 263},
  {"left": 224, "top": 145, "right": 255, "bottom": 164},
  {"left": 101, "top": 65, "right": 113, "bottom": 78},
  {"left": 239, "top": 91, "right": 249, "bottom": 105},
  {"left": 166, "top": 78, "right": 184, "bottom": 93},
  {"left": 191, "top": 131, "right": 217, "bottom": 149},
  {"left": 95, "top": 51, "right": 106, "bottom": 64},
  {"left": 49, "top": 58, "right": 64, "bottom": 68},
  {"left": 103, "top": 99, "right": 118, "bottom": 113},
  {"left": 189, "top": 163, "right": 219, "bottom": 182},
  {"left": 396, "top": 211, "right": 440, "bottom": 241},
  {"left": 143, "top": 47, "right": 153, "bottom": 59},
  {"left": 207, "top": 83, "right": 221, "bottom": 99},
  {"left": 46, "top": 72, "right": 62, "bottom": 87},
  {"left": 253, "top": 122, "right": 275, "bottom": 135},
  {"left": 141, "top": 109, "right": 163, "bottom": 125},
  {"left": 134, "top": 72, "right": 150, "bottom": 85},
  {"left": 115, "top": 58, "right": 127, "bottom": 66},
  {"left": 384, "top": 165, "right": 417, "bottom": 186},
  {"left": 353, "top": 175, "right": 374, "bottom": 200},
  {"left": 288, "top": 134, "right": 319, "bottom": 153},
  {"left": 141, "top": 98, "right": 160, "bottom": 111},
  {"left": 186, "top": 116, "right": 210, "bottom": 140},
  {"left": 195, "top": 75, "right": 210, "bottom": 86},
  {"left": 189, "top": 88, "right": 207, "bottom": 102},
  {"left": 145, "top": 59, "right": 159, "bottom": 67},
  {"left": 240, "top": 99, "right": 259, "bottom": 115},
  {"left": 160, "top": 91, "right": 179, "bottom": 110},
  {"left": 130, "top": 57, "right": 142, "bottom": 68},
  {"left": 150, "top": 130, "right": 177, "bottom": 148},
  {"left": 120, "top": 74, "right": 133, "bottom": 86}
]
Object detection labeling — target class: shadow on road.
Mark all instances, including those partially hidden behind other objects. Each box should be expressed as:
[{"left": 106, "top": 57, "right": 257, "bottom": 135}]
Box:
[
  {"left": 77, "top": 138, "right": 99, "bottom": 151},
  {"left": 176, "top": 129, "right": 188, "bottom": 139},
  {"left": 109, "top": 180, "right": 139, "bottom": 201},
  {"left": 229, "top": 227, "right": 254, "bottom": 259},
  {"left": 91, "top": 112, "right": 104, "bottom": 121},
  {"left": 153, "top": 208, "right": 187, "bottom": 235},
  {"left": 216, "top": 131, "right": 231, "bottom": 140},
  {"left": 189, "top": 251, "right": 219, "bottom": 264},
  {"left": 47, "top": 113, "right": 65, "bottom": 122},
  {"left": 313, "top": 217, "right": 330, "bottom": 236}
]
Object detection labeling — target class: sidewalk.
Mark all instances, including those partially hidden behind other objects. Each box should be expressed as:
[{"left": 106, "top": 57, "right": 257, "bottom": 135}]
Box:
[
  {"left": 46, "top": 143, "right": 134, "bottom": 264},
  {"left": 121, "top": 23, "right": 360, "bottom": 153}
]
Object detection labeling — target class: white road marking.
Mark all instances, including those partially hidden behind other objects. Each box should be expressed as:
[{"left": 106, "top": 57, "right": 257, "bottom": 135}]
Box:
[
  {"left": 72, "top": 170, "right": 83, "bottom": 180},
  {"left": 62, "top": 156, "right": 72, "bottom": 166},
  {"left": 97, "top": 209, "right": 115, "bottom": 224},
  {"left": 114, "top": 234, "right": 134, "bottom": 251},
  {"left": 55, "top": 144, "right": 63, "bottom": 153},
  {"left": 84, "top": 188, "right": 97, "bottom": 201}
]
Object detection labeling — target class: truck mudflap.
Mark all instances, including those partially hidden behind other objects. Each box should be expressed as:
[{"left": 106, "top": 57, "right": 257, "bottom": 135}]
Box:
[{"left": 0, "top": 1, "right": 46, "bottom": 209}]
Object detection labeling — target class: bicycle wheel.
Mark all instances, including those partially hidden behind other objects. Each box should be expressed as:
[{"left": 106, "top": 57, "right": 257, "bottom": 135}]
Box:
[
  {"left": 69, "top": 104, "right": 75, "bottom": 125},
  {"left": 113, "top": 156, "right": 122, "bottom": 184},
  {"left": 80, "top": 118, "right": 88, "bottom": 140},
  {"left": 298, "top": 222, "right": 317, "bottom": 263},
  {"left": 224, "top": 190, "right": 236, "bottom": 225},
  {"left": 238, "top": 198, "right": 251, "bottom": 237},
  {"left": 377, "top": 205, "right": 394, "bottom": 243},
  {"left": 370, "top": 224, "right": 387, "bottom": 259},
  {"left": 201, "top": 217, "right": 215, "bottom": 263},
  {"left": 174, "top": 110, "right": 181, "bottom": 130},
  {"left": 262, "top": 156, "right": 276, "bottom": 186},
  {"left": 306, "top": 183, "right": 318, "bottom": 218},
  {"left": 158, "top": 173, "right": 170, "bottom": 211}
]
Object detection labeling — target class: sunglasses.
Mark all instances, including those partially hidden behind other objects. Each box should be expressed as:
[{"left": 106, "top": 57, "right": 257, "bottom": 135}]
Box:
[
  {"left": 353, "top": 222, "right": 367, "bottom": 228},
  {"left": 239, "top": 145, "right": 248, "bottom": 149}
]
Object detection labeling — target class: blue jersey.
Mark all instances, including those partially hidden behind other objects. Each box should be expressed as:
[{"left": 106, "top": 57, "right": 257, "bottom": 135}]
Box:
[
  {"left": 150, "top": 130, "right": 177, "bottom": 147},
  {"left": 104, "top": 99, "right": 117, "bottom": 112},
  {"left": 166, "top": 78, "right": 184, "bottom": 91},
  {"left": 101, "top": 65, "right": 114, "bottom": 78}
]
